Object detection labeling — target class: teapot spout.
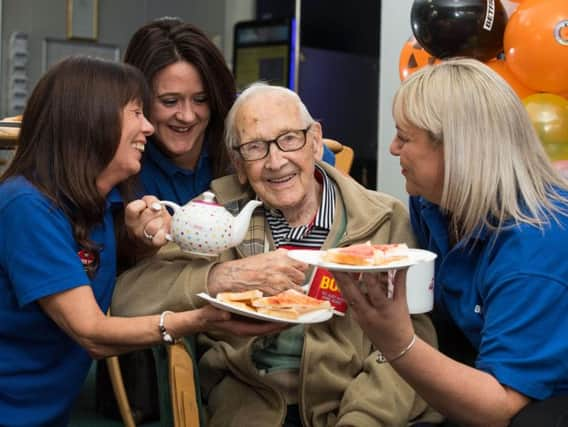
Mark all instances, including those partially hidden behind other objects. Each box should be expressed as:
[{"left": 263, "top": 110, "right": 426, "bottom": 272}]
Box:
[{"left": 231, "top": 199, "right": 263, "bottom": 246}]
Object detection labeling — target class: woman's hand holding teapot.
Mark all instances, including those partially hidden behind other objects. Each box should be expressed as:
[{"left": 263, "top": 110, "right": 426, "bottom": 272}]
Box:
[{"left": 125, "top": 195, "right": 172, "bottom": 248}]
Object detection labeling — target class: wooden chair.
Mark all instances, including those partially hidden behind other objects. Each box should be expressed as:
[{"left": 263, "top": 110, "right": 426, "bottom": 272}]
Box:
[
  {"left": 0, "top": 116, "right": 20, "bottom": 169},
  {"left": 106, "top": 354, "right": 136, "bottom": 427},
  {"left": 105, "top": 334, "right": 200, "bottom": 427},
  {"left": 105, "top": 309, "right": 137, "bottom": 427},
  {"left": 323, "top": 138, "right": 354, "bottom": 174},
  {"left": 166, "top": 342, "right": 200, "bottom": 427}
]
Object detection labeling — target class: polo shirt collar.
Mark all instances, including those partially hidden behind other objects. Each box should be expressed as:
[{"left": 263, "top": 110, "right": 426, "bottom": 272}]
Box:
[
  {"left": 107, "top": 187, "right": 123, "bottom": 206},
  {"left": 416, "top": 196, "right": 493, "bottom": 249},
  {"left": 145, "top": 136, "right": 210, "bottom": 177}
]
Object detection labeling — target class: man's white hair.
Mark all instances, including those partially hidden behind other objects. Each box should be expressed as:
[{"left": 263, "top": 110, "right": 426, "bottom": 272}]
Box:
[{"left": 224, "top": 82, "right": 315, "bottom": 159}]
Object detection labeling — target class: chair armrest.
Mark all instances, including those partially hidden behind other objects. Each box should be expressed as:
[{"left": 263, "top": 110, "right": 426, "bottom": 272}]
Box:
[
  {"left": 167, "top": 342, "right": 200, "bottom": 427},
  {"left": 105, "top": 355, "right": 136, "bottom": 427}
]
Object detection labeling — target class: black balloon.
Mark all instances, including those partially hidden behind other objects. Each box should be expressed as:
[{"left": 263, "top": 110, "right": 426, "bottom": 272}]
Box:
[{"left": 411, "top": 0, "right": 508, "bottom": 62}]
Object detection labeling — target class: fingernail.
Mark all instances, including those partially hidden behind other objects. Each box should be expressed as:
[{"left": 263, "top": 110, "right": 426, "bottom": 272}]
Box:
[
  {"left": 165, "top": 233, "right": 173, "bottom": 241},
  {"left": 150, "top": 202, "right": 162, "bottom": 211}
]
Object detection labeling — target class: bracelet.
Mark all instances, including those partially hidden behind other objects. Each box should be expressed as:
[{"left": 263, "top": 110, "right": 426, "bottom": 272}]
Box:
[
  {"left": 376, "top": 334, "right": 416, "bottom": 364},
  {"left": 159, "top": 311, "right": 178, "bottom": 345}
]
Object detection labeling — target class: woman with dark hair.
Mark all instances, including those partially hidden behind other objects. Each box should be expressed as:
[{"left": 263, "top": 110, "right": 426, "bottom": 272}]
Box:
[
  {"left": 0, "top": 56, "right": 282, "bottom": 427},
  {"left": 124, "top": 16, "right": 236, "bottom": 202},
  {"left": 105, "top": 20, "right": 238, "bottom": 423}
]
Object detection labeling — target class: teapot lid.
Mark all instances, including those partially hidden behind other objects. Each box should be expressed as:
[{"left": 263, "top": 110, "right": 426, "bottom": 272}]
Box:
[{"left": 194, "top": 191, "right": 219, "bottom": 206}]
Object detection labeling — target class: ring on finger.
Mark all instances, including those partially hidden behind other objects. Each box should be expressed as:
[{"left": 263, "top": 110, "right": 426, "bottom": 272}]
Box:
[{"left": 143, "top": 228, "right": 154, "bottom": 241}]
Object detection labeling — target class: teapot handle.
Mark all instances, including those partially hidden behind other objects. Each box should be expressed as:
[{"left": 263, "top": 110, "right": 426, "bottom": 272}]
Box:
[{"left": 159, "top": 200, "right": 181, "bottom": 214}]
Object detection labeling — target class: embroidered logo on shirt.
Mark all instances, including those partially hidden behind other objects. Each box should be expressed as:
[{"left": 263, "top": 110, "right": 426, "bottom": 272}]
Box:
[{"left": 78, "top": 249, "right": 95, "bottom": 266}]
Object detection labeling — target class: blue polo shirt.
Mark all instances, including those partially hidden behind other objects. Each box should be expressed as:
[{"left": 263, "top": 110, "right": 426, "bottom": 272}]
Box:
[
  {"left": 0, "top": 176, "right": 121, "bottom": 426},
  {"left": 409, "top": 195, "right": 568, "bottom": 400}
]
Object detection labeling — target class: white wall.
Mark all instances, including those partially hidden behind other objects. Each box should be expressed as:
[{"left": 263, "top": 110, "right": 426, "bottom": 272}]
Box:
[
  {"left": 377, "top": 0, "right": 413, "bottom": 202},
  {"left": 0, "top": 0, "right": 247, "bottom": 117}
]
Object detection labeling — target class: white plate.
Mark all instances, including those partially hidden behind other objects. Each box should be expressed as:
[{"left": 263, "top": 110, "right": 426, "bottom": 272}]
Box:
[
  {"left": 287, "top": 248, "right": 437, "bottom": 272},
  {"left": 197, "top": 292, "right": 334, "bottom": 324}
]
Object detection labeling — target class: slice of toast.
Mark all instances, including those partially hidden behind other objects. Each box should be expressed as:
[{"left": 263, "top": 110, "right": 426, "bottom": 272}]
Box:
[
  {"left": 372, "top": 243, "right": 410, "bottom": 265},
  {"left": 322, "top": 242, "right": 410, "bottom": 266},
  {"left": 321, "top": 242, "right": 375, "bottom": 265},
  {"left": 256, "top": 307, "right": 301, "bottom": 320},
  {"left": 322, "top": 249, "right": 373, "bottom": 266},
  {"left": 252, "top": 289, "right": 331, "bottom": 314},
  {"left": 215, "top": 289, "right": 331, "bottom": 320},
  {"left": 217, "top": 289, "right": 263, "bottom": 303},
  {"left": 223, "top": 301, "right": 256, "bottom": 312}
]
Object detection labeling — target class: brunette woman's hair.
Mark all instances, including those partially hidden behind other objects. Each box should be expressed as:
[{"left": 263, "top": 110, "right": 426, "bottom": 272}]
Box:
[
  {"left": 1, "top": 56, "right": 150, "bottom": 275},
  {"left": 124, "top": 17, "right": 236, "bottom": 177}
]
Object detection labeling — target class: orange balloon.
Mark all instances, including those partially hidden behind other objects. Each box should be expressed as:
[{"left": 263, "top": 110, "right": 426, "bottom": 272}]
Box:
[
  {"left": 504, "top": 0, "right": 568, "bottom": 93},
  {"left": 399, "top": 36, "right": 441, "bottom": 81},
  {"left": 486, "top": 59, "right": 535, "bottom": 100},
  {"left": 523, "top": 94, "right": 568, "bottom": 155}
]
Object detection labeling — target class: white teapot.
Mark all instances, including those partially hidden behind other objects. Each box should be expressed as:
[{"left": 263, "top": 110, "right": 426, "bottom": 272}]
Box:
[{"left": 160, "top": 191, "right": 262, "bottom": 256}]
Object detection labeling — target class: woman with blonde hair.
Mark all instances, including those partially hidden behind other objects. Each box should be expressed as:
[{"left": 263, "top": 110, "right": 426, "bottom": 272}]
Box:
[{"left": 334, "top": 58, "right": 568, "bottom": 427}]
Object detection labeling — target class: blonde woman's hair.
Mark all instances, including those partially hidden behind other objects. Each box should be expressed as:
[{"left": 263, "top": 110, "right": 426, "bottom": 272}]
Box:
[
  {"left": 393, "top": 58, "right": 568, "bottom": 241},
  {"left": 224, "top": 82, "right": 315, "bottom": 159}
]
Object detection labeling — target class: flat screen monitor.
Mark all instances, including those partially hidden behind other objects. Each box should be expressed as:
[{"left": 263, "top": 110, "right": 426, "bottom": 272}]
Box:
[{"left": 233, "top": 18, "right": 295, "bottom": 91}]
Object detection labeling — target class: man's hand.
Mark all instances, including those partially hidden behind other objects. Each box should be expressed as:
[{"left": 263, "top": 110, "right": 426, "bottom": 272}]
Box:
[{"left": 207, "top": 249, "right": 309, "bottom": 296}]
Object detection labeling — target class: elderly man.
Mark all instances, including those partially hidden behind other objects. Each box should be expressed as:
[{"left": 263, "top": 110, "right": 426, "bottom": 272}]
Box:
[{"left": 113, "top": 83, "right": 442, "bottom": 426}]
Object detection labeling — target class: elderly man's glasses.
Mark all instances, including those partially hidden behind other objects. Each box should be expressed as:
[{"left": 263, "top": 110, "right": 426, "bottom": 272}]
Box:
[{"left": 233, "top": 126, "right": 312, "bottom": 161}]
